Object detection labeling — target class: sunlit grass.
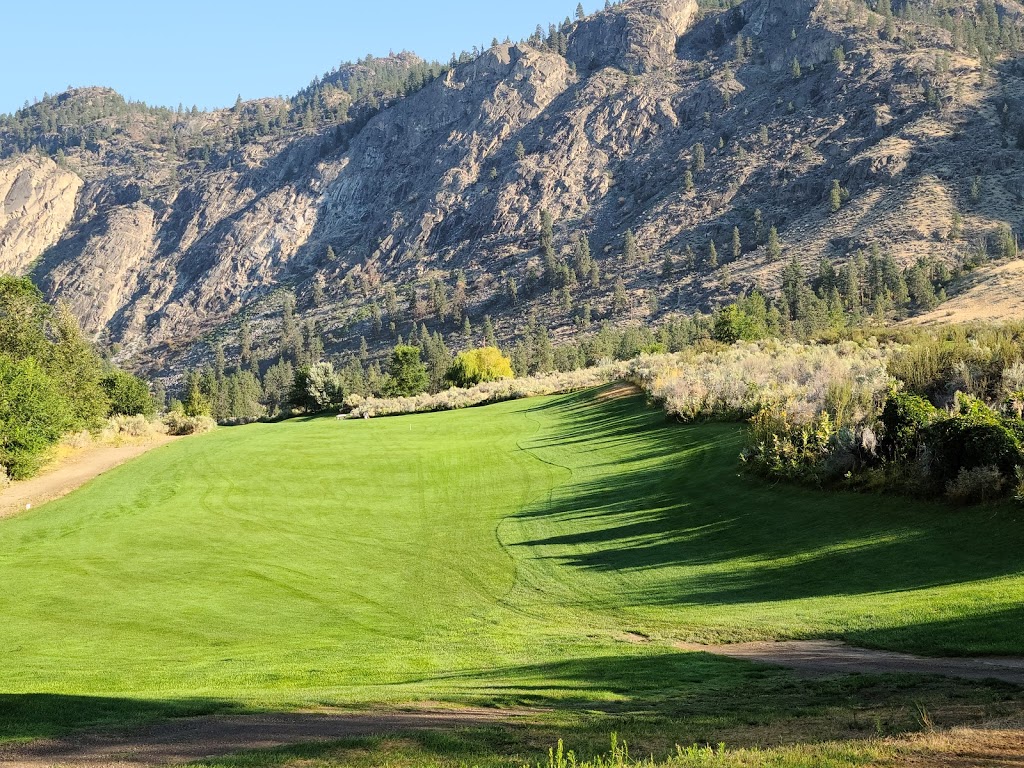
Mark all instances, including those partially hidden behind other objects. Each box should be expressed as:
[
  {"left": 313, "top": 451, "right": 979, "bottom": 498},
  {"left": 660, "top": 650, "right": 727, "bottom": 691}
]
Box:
[{"left": 0, "top": 387, "right": 1021, "bottom": 743}]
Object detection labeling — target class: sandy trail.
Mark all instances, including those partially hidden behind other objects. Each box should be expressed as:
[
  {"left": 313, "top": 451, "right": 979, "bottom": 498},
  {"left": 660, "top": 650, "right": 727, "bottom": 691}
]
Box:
[
  {"left": 0, "top": 438, "right": 176, "bottom": 520},
  {"left": 676, "top": 640, "right": 1024, "bottom": 686},
  {"left": 0, "top": 708, "right": 532, "bottom": 768}
]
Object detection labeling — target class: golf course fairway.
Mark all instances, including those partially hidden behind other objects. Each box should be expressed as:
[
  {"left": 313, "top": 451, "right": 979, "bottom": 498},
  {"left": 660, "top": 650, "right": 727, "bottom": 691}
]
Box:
[{"left": 1, "top": 385, "right": 1023, "bottom": 716}]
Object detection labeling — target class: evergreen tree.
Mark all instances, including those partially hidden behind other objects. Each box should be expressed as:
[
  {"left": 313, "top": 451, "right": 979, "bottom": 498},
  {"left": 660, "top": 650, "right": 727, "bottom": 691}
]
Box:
[
  {"left": 707, "top": 240, "right": 719, "bottom": 269},
  {"left": 829, "top": 179, "right": 843, "bottom": 213},
  {"left": 766, "top": 226, "right": 782, "bottom": 261},
  {"left": 612, "top": 277, "right": 629, "bottom": 314},
  {"left": 483, "top": 315, "right": 497, "bottom": 348},
  {"left": 386, "top": 345, "right": 428, "bottom": 396},
  {"left": 731, "top": 227, "right": 742, "bottom": 261},
  {"left": 623, "top": 229, "right": 638, "bottom": 265}
]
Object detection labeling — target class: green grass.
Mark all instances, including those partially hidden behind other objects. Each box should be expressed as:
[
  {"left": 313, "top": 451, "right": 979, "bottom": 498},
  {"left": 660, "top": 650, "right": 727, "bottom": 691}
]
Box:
[{"left": 0, "top": 387, "right": 1023, "bottom": 747}]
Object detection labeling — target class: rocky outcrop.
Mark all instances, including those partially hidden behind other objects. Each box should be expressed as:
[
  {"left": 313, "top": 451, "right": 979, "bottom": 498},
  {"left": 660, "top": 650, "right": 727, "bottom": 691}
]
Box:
[
  {"left": 0, "top": 156, "right": 81, "bottom": 274},
  {"left": 568, "top": 0, "right": 698, "bottom": 74}
]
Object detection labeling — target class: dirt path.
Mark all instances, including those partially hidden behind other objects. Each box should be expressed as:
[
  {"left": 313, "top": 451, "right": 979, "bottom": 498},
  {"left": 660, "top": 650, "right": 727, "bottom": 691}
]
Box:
[
  {"left": 0, "top": 438, "right": 176, "bottom": 520},
  {"left": 676, "top": 640, "right": 1024, "bottom": 686},
  {"left": 0, "top": 708, "right": 533, "bottom": 768}
]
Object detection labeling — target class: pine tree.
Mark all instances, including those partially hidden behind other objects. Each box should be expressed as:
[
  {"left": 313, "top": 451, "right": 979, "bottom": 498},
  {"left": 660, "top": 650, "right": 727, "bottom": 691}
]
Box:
[
  {"left": 514, "top": 141, "right": 526, "bottom": 161},
  {"left": 612, "top": 277, "right": 629, "bottom": 314},
  {"left": 767, "top": 226, "right": 782, "bottom": 261},
  {"left": 623, "top": 229, "right": 638, "bottom": 264},
  {"left": 792, "top": 57, "right": 802, "bottom": 79},
  {"left": 830, "top": 179, "right": 843, "bottom": 213},
  {"left": 693, "top": 142, "right": 706, "bottom": 173},
  {"left": 731, "top": 227, "right": 742, "bottom": 261},
  {"left": 707, "top": 240, "right": 719, "bottom": 269},
  {"left": 483, "top": 315, "right": 497, "bottom": 348},
  {"left": 576, "top": 2, "right": 586, "bottom": 20},
  {"left": 684, "top": 169, "right": 694, "bottom": 193},
  {"left": 661, "top": 253, "right": 674, "bottom": 280}
]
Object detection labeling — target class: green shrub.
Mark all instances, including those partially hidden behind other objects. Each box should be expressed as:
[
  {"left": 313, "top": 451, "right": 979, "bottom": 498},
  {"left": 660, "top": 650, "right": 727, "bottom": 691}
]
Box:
[
  {"left": 922, "top": 397, "right": 1023, "bottom": 490},
  {"left": 745, "top": 406, "right": 837, "bottom": 483},
  {"left": 879, "top": 390, "right": 938, "bottom": 462},
  {"left": 0, "top": 356, "right": 72, "bottom": 479},
  {"left": 101, "top": 370, "right": 155, "bottom": 417}
]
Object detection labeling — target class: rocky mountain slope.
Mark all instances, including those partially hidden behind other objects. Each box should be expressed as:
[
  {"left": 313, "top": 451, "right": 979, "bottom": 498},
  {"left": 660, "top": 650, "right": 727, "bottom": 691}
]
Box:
[{"left": 3, "top": 0, "right": 1024, "bottom": 378}]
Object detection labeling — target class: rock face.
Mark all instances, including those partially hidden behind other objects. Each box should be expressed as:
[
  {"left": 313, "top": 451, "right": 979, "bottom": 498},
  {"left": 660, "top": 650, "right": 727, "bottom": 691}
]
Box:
[
  {"left": 0, "top": 0, "right": 1022, "bottom": 376},
  {"left": 568, "top": 0, "right": 698, "bottom": 74},
  {"left": 0, "top": 156, "right": 81, "bottom": 274}
]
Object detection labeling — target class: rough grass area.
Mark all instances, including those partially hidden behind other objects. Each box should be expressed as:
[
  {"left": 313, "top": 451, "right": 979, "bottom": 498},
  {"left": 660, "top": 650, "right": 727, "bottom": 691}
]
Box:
[{"left": 0, "top": 387, "right": 1022, "bottom": 748}]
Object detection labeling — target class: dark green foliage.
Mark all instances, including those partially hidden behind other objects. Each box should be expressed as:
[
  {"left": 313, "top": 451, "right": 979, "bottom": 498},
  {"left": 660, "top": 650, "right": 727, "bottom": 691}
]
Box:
[
  {"left": 879, "top": 391, "right": 938, "bottom": 462},
  {"left": 101, "top": 370, "right": 155, "bottom": 417},
  {"left": 387, "top": 345, "right": 428, "bottom": 396},
  {"left": 922, "top": 397, "right": 1023, "bottom": 483}
]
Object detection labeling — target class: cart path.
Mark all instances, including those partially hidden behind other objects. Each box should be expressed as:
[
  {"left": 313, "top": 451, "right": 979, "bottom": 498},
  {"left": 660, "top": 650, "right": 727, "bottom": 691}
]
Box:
[
  {"left": 676, "top": 639, "right": 1024, "bottom": 685},
  {"left": 0, "top": 707, "right": 536, "bottom": 767},
  {"left": 0, "top": 438, "right": 177, "bottom": 520}
]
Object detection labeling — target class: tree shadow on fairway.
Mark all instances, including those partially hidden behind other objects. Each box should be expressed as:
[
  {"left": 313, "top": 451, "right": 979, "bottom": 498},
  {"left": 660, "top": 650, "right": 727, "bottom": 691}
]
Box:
[
  {"left": 0, "top": 693, "right": 238, "bottom": 743},
  {"left": 451, "top": 650, "right": 1021, "bottom": 731},
  {"left": 512, "top": 390, "right": 1024, "bottom": 613},
  {"left": 850, "top": 604, "right": 1024, "bottom": 657}
]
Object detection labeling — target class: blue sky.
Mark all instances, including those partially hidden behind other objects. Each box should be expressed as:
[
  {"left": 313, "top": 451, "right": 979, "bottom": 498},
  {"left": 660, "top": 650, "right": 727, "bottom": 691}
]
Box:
[{"left": 1, "top": 1, "right": 604, "bottom": 115}]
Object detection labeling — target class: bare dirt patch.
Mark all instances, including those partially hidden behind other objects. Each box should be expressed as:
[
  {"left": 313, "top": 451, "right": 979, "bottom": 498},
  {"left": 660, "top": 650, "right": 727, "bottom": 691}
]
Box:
[
  {"left": 675, "top": 640, "right": 1024, "bottom": 686},
  {"left": 0, "top": 707, "right": 535, "bottom": 768},
  {"left": 0, "top": 438, "right": 176, "bottom": 520},
  {"left": 594, "top": 382, "right": 642, "bottom": 402}
]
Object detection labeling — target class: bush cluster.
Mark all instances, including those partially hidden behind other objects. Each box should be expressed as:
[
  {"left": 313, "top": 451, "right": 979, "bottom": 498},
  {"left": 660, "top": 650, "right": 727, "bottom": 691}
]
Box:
[
  {"left": 343, "top": 364, "right": 626, "bottom": 419},
  {"left": 0, "top": 278, "right": 154, "bottom": 479}
]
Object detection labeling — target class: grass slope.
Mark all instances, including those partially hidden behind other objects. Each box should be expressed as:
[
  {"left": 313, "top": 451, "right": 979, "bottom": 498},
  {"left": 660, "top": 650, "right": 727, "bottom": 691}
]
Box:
[{"left": 0, "top": 388, "right": 1022, "bottom": 745}]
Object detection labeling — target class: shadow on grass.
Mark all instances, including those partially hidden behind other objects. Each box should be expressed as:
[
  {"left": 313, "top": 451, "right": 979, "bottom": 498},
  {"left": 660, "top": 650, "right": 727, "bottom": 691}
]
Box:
[
  {"left": 0, "top": 693, "right": 237, "bottom": 743},
  {"left": 513, "top": 390, "right": 1024, "bottom": 616},
  {"left": 850, "top": 604, "right": 1024, "bottom": 657}
]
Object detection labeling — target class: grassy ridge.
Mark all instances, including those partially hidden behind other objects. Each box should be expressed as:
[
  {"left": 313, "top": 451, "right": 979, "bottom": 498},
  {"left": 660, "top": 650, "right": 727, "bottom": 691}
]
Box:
[{"left": 0, "top": 388, "right": 1022, "bottom": 743}]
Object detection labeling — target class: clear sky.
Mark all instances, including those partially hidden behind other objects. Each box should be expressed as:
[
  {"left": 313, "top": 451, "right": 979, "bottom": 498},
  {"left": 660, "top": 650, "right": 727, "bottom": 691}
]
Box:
[{"left": 1, "top": 1, "right": 605, "bottom": 115}]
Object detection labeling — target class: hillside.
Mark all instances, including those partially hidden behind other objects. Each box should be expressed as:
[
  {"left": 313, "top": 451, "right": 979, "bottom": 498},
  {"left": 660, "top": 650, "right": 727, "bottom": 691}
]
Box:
[{"left": 3, "top": 0, "right": 1024, "bottom": 385}]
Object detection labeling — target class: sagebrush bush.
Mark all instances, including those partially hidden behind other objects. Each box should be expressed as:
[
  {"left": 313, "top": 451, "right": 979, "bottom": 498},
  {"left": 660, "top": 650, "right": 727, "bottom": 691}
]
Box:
[
  {"left": 344, "top": 365, "right": 626, "bottom": 419},
  {"left": 163, "top": 412, "right": 217, "bottom": 436},
  {"left": 946, "top": 465, "right": 1006, "bottom": 505},
  {"left": 103, "top": 415, "right": 167, "bottom": 440},
  {"left": 630, "top": 340, "right": 893, "bottom": 424}
]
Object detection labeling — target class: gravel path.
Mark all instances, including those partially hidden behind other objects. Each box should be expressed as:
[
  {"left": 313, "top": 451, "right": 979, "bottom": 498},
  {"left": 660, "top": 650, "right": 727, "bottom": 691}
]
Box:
[
  {"left": 676, "top": 640, "right": 1024, "bottom": 686},
  {"left": 0, "top": 708, "right": 533, "bottom": 768}
]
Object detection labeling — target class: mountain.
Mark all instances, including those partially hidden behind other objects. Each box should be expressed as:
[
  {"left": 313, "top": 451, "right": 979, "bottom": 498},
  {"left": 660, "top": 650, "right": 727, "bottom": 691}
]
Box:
[{"left": 2, "top": 0, "right": 1024, "bottom": 381}]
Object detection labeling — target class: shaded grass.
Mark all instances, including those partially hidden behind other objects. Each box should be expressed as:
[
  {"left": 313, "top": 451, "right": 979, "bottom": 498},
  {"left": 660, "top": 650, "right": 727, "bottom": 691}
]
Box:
[{"left": 0, "top": 387, "right": 1022, "bottom": 746}]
